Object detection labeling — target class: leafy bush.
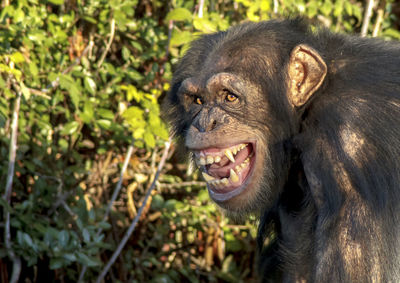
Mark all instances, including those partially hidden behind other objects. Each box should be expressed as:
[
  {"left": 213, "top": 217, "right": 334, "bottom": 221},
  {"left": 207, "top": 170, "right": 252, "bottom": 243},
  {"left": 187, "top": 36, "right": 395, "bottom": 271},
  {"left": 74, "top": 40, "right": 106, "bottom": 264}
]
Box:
[{"left": 0, "top": 0, "right": 398, "bottom": 282}]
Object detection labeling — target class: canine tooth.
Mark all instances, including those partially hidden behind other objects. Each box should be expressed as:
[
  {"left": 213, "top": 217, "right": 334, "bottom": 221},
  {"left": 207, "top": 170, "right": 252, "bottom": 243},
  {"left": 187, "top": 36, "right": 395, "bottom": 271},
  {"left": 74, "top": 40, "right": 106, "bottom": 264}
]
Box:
[
  {"left": 221, "top": 178, "right": 229, "bottom": 186},
  {"left": 215, "top": 156, "right": 221, "bottom": 163},
  {"left": 199, "top": 157, "right": 206, "bottom": 166},
  {"left": 213, "top": 180, "right": 221, "bottom": 188},
  {"left": 225, "top": 149, "right": 235, "bottom": 163},
  {"left": 206, "top": 156, "right": 214, "bottom": 164},
  {"left": 202, "top": 172, "right": 215, "bottom": 182},
  {"left": 230, "top": 169, "right": 239, "bottom": 183}
]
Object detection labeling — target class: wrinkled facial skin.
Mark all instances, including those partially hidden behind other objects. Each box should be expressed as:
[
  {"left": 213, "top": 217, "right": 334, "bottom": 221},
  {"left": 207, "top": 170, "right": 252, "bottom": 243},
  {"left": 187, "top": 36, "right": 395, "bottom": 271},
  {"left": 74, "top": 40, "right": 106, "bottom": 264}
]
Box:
[
  {"left": 181, "top": 72, "right": 272, "bottom": 213},
  {"left": 165, "top": 64, "right": 291, "bottom": 215},
  {"left": 162, "top": 28, "right": 299, "bottom": 216}
]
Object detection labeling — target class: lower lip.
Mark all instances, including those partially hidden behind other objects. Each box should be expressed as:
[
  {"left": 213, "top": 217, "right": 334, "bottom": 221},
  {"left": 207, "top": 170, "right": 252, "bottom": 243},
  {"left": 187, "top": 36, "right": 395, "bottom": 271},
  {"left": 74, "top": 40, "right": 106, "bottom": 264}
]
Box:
[{"left": 207, "top": 152, "right": 256, "bottom": 202}]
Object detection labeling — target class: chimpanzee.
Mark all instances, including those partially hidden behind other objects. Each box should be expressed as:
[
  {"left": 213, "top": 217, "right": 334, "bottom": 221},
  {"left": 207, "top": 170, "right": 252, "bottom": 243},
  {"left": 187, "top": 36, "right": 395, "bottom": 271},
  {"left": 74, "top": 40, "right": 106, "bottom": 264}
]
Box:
[{"left": 163, "top": 18, "right": 400, "bottom": 282}]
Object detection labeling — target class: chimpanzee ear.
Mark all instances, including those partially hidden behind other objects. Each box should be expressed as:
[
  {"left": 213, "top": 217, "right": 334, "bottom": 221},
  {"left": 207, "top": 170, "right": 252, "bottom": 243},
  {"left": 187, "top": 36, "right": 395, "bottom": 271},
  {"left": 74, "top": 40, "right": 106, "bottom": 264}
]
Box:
[{"left": 287, "top": 44, "right": 327, "bottom": 107}]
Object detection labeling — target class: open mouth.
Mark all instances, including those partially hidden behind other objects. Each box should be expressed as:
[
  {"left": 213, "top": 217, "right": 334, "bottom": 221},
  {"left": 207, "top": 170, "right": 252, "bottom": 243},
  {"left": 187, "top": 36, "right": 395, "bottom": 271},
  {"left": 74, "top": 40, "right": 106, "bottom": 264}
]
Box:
[{"left": 194, "top": 142, "right": 256, "bottom": 200}]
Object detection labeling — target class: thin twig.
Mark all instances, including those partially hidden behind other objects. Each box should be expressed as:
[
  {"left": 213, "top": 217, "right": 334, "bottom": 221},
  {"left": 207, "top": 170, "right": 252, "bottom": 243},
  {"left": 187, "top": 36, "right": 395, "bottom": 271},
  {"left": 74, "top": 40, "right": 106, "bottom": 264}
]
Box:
[
  {"left": 42, "top": 41, "right": 94, "bottom": 92},
  {"left": 27, "top": 87, "right": 51, "bottom": 99},
  {"left": 157, "top": 181, "right": 206, "bottom": 189},
  {"left": 372, "top": 0, "right": 385, "bottom": 37},
  {"left": 159, "top": 20, "right": 174, "bottom": 77},
  {"left": 273, "top": 0, "right": 279, "bottom": 14},
  {"left": 97, "top": 18, "right": 116, "bottom": 68},
  {"left": 361, "top": 0, "right": 375, "bottom": 37},
  {"left": 99, "top": 140, "right": 135, "bottom": 229},
  {"left": 78, "top": 139, "right": 135, "bottom": 282},
  {"left": 165, "top": 20, "right": 174, "bottom": 59},
  {"left": 198, "top": 0, "right": 205, "bottom": 18},
  {"left": 95, "top": 139, "right": 172, "bottom": 283},
  {"left": 3, "top": 85, "right": 22, "bottom": 283}
]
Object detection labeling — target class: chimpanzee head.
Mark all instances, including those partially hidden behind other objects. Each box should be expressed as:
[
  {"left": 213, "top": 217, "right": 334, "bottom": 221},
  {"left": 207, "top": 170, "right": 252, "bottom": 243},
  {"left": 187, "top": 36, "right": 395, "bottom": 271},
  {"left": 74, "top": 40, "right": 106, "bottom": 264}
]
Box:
[{"left": 163, "top": 20, "right": 326, "bottom": 215}]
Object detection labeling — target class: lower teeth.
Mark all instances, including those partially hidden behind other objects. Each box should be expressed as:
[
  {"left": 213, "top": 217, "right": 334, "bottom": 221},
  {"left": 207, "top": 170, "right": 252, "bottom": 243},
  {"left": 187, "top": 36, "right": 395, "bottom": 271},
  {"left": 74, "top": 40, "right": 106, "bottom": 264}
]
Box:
[{"left": 206, "top": 156, "right": 251, "bottom": 187}]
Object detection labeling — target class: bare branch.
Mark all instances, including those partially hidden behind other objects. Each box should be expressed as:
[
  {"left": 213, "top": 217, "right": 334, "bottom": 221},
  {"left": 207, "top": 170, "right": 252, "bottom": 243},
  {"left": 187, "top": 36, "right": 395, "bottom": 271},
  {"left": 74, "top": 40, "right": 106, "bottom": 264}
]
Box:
[
  {"left": 198, "top": 0, "right": 205, "bottom": 18},
  {"left": 372, "top": 0, "right": 385, "bottom": 37},
  {"left": 157, "top": 181, "right": 206, "bottom": 189},
  {"left": 95, "top": 139, "right": 172, "bottom": 283},
  {"left": 3, "top": 86, "right": 22, "bottom": 283},
  {"left": 99, "top": 140, "right": 135, "bottom": 228},
  {"left": 78, "top": 139, "right": 135, "bottom": 282},
  {"left": 273, "top": 0, "right": 279, "bottom": 14},
  {"left": 361, "top": 0, "right": 375, "bottom": 37},
  {"left": 97, "top": 18, "right": 116, "bottom": 68}
]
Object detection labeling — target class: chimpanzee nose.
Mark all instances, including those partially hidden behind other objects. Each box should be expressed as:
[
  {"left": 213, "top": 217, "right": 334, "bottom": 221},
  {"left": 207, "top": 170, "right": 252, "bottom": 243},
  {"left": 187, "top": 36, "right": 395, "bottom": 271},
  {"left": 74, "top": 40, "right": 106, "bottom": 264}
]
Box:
[
  {"left": 194, "top": 117, "right": 217, "bottom": 132},
  {"left": 193, "top": 108, "right": 219, "bottom": 133}
]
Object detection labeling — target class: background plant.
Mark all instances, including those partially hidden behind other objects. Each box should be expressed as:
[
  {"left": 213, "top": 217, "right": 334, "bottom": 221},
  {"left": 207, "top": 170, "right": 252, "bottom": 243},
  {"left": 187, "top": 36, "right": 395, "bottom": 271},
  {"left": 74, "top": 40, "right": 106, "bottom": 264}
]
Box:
[{"left": 0, "top": 0, "right": 398, "bottom": 282}]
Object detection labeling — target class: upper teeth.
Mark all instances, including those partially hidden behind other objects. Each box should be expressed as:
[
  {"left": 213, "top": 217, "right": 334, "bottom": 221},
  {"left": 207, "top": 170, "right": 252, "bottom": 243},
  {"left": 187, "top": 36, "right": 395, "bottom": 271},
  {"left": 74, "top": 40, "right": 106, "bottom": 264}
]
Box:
[
  {"left": 225, "top": 149, "right": 235, "bottom": 163},
  {"left": 196, "top": 143, "right": 247, "bottom": 166}
]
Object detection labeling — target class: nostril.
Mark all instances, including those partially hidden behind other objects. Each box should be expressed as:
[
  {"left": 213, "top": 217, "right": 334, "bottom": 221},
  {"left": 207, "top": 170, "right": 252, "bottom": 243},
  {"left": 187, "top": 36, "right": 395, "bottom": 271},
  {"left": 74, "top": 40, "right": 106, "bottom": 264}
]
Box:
[{"left": 210, "top": 120, "right": 217, "bottom": 131}]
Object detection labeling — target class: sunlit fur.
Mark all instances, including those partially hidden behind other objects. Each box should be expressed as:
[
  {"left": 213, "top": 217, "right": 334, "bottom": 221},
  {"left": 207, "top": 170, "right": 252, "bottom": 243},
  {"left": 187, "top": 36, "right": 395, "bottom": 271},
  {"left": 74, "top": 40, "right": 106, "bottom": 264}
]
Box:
[{"left": 163, "top": 18, "right": 400, "bottom": 282}]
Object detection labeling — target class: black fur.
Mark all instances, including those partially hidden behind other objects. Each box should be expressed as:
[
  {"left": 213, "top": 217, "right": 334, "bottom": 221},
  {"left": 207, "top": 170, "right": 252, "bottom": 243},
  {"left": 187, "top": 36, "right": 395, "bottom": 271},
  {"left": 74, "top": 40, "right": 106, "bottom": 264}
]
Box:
[{"left": 164, "top": 18, "right": 400, "bottom": 282}]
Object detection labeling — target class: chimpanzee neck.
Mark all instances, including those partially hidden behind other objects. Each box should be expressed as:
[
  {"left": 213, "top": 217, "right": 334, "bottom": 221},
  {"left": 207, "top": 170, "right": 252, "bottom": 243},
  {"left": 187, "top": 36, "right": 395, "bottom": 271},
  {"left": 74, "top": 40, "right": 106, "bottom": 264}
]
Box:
[{"left": 258, "top": 157, "right": 318, "bottom": 282}]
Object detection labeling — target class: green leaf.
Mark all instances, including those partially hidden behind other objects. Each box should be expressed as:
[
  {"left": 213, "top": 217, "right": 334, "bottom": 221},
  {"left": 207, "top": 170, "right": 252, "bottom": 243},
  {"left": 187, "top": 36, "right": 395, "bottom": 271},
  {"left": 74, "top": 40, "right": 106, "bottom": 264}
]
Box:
[
  {"left": 123, "top": 106, "right": 144, "bottom": 120},
  {"left": 76, "top": 252, "right": 101, "bottom": 267},
  {"left": 69, "top": 85, "right": 81, "bottom": 108},
  {"left": 133, "top": 127, "right": 145, "bottom": 139},
  {"left": 29, "top": 62, "right": 39, "bottom": 76},
  {"left": 320, "top": 0, "right": 333, "bottom": 16},
  {"left": 164, "top": 199, "right": 178, "bottom": 211},
  {"left": 62, "top": 253, "right": 77, "bottom": 262},
  {"left": 143, "top": 131, "right": 155, "bottom": 148},
  {"left": 20, "top": 83, "right": 31, "bottom": 100},
  {"left": 60, "top": 121, "right": 79, "bottom": 135},
  {"left": 59, "top": 230, "right": 70, "bottom": 247},
  {"left": 383, "top": 29, "right": 400, "bottom": 40},
  {"left": 97, "top": 119, "right": 112, "bottom": 129},
  {"left": 81, "top": 100, "right": 94, "bottom": 123},
  {"left": 170, "top": 30, "right": 192, "bottom": 47},
  {"left": 193, "top": 17, "right": 217, "bottom": 33},
  {"left": 82, "top": 228, "right": 90, "bottom": 243},
  {"left": 98, "top": 108, "right": 114, "bottom": 120},
  {"left": 59, "top": 75, "right": 81, "bottom": 108},
  {"left": 166, "top": 8, "right": 192, "bottom": 22},
  {"left": 97, "top": 222, "right": 112, "bottom": 230},
  {"left": 127, "top": 69, "right": 144, "bottom": 82},
  {"left": 333, "top": 0, "right": 343, "bottom": 17},
  {"left": 344, "top": 1, "right": 353, "bottom": 16},
  {"left": 50, "top": 258, "right": 65, "bottom": 269},
  {"left": 84, "top": 77, "right": 96, "bottom": 95},
  {"left": 47, "top": 0, "right": 64, "bottom": 5},
  {"left": 0, "top": 198, "right": 12, "bottom": 212},
  {"left": 10, "top": 52, "right": 25, "bottom": 63},
  {"left": 197, "top": 189, "right": 209, "bottom": 202}
]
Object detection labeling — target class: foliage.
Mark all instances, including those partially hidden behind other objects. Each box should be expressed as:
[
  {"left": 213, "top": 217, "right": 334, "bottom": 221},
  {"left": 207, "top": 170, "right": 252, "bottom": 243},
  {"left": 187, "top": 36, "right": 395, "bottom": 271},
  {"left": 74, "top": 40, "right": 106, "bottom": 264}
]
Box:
[{"left": 0, "top": 0, "right": 398, "bottom": 282}]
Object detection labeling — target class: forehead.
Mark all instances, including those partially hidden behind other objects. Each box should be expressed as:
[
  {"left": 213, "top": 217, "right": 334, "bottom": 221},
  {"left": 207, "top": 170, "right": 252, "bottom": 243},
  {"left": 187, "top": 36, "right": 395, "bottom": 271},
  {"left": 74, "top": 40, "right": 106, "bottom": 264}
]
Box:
[{"left": 194, "top": 47, "right": 264, "bottom": 88}]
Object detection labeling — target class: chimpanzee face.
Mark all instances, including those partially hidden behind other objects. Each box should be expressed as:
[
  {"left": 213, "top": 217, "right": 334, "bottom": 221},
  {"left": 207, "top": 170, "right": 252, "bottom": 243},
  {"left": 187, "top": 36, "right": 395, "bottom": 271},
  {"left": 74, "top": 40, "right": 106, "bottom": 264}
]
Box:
[{"left": 166, "top": 32, "right": 326, "bottom": 215}]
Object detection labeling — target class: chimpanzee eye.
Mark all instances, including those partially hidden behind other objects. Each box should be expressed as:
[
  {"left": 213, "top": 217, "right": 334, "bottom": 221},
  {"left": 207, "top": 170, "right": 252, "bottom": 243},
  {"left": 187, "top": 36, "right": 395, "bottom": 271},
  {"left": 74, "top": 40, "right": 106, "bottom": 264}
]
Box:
[
  {"left": 195, "top": 96, "right": 203, "bottom": 105},
  {"left": 225, "top": 93, "right": 238, "bottom": 102}
]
